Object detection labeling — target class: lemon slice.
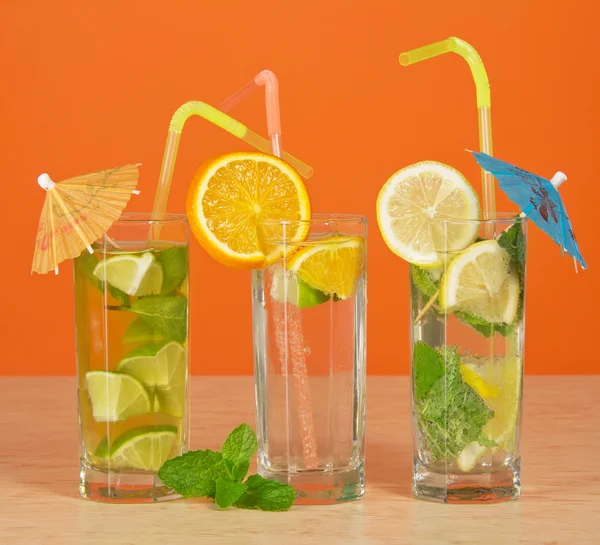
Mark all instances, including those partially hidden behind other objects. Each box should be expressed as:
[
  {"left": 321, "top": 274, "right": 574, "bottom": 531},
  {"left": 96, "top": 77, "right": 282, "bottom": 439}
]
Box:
[
  {"left": 286, "top": 236, "right": 364, "bottom": 299},
  {"left": 440, "top": 240, "right": 520, "bottom": 324},
  {"left": 460, "top": 363, "right": 499, "bottom": 399},
  {"left": 95, "top": 425, "right": 178, "bottom": 471},
  {"left": 484, "top": 356, "right": 522, "bottom": 452},
  {"left": 186, "top": 152, "right": 311, "bottom": 270},
  {"left": 456, "top": 441, "right": 489, "bottom": 472},
  {"left": 376, "top": 161, "right": 480, "bottom": 267},
  {"left": 85, "top": 371, "right": 151, "bottom": 422},
  {"left": 93, "top": 253, "right": 163, "bottom": 296}
]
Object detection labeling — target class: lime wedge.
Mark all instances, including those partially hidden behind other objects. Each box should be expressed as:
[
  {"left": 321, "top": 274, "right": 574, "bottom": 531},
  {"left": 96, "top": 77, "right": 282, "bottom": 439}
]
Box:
[
  {"left": 85, "top": 371, "right": 151, "bottom": 422},
  {"left": 440, "top": 240, "right": 520, "bottom": 324},
  {"left": 93, "top": 253, "right": 163, "bottom": 297},
  {"left": 95, "top": 425, "right": 178, "bottom": 471},
  {"left": 270, "top": 265, "right": 330, "bottom": 308},
  {"left": 116, "top": 342, "right": 186, "bottom": 417}
]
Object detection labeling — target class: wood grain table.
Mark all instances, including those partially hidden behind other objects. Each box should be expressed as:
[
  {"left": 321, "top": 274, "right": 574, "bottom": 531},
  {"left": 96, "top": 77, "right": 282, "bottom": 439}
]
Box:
[{"left": 1, "top": 376, "right": 598, "bottom": 545}]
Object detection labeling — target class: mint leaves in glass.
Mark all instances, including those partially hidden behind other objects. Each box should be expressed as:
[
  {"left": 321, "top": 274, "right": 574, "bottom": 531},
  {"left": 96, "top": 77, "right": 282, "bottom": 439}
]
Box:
[
  {"left": 74, "top": 213, "right": 189, "bottom": 502},
  {"left": 411, "top": 216, "right": 526, "bottom": 503}
]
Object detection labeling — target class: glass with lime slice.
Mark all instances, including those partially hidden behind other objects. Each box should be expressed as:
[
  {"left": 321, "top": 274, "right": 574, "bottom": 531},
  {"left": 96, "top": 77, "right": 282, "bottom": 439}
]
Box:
[{"left": 74, "top": 213, "right": 189, "bottom": 502}]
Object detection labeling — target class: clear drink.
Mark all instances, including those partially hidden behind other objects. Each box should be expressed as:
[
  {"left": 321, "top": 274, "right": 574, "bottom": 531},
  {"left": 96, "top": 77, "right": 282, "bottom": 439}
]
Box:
[
  {"left": 75, "top": 214, "right": 189, "bottom": 502},
  {"left": 252, "top": 215, "right": 367, "bottom": 504},
  {"left": 411, "top": 216, "right": 526, "bottom": 503}
]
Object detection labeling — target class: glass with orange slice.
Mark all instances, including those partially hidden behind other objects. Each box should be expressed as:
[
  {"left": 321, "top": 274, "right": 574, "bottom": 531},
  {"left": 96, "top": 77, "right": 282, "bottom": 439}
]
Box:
[{"left": 186, "top": 152, "right": 367, "bottom": 504}]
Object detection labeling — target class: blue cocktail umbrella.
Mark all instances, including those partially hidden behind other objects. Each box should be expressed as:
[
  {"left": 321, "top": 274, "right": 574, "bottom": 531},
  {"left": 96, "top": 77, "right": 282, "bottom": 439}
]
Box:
[{"left": 470, "top": 151, "right": 586, "bottom": 270}]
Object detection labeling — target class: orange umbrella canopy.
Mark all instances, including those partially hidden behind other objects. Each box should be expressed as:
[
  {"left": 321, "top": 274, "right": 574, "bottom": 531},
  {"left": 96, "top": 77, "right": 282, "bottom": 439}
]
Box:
[{"left": 32, "top": 164, "right": 140, "bottom": 274}]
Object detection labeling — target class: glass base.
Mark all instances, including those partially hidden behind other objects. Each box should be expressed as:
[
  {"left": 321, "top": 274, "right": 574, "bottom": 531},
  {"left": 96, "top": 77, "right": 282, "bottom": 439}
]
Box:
[
  {"left": 259, "top": 460, "right": 365, "bottom": 505},
  {"left": 413, "top": 457, "right": 521, "bottom": 504},
  {"left": 79, "top": 460, "right": 180, "bottom": 503}
]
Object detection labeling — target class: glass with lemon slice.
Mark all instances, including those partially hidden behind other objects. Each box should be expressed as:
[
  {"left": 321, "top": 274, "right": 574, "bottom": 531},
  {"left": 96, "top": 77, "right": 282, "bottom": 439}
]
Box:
[
  {"left": 74, "top": 213, "right": 189, "bottom": 502},
  {"left": 377, "top": 162, "right": 527, "bottom": 503},
  {"left": 251, "top": 215, "right": 367, "bottom": 504}
]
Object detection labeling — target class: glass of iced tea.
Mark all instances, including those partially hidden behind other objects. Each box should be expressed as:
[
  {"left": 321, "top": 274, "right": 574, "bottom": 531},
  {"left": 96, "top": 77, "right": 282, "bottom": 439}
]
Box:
[{"left": 74, "top": 213, "right": 189, "bottom": 502}]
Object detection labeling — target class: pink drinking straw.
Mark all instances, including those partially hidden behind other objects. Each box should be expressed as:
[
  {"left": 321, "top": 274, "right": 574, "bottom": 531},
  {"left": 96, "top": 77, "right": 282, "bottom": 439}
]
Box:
[{"left": 221, "top": 70, "right": 319, "bottom": 469}]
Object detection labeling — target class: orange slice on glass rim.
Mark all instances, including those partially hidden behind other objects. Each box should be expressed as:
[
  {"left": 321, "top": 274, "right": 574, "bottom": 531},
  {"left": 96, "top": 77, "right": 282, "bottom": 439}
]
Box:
[{"left": 186, "top": 152, "right": 311, "bottom": 269}]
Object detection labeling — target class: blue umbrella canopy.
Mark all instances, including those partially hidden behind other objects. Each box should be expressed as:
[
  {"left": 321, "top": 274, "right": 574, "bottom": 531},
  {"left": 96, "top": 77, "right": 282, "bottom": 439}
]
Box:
[{"left": 470, "top": 151, "right": 586, "bottom": 270}]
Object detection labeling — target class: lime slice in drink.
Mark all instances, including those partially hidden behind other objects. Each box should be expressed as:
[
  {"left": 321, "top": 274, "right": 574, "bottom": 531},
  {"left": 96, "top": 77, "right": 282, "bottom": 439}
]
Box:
[
  {"left": 95, "top": 425, "right": 178, "bottom": 471},
  {"left": 116, "top": 342, "right": 186, "bottom": 417},
  {"left": 93, "top": 252, "right": 163, "bottom": 297},
  {"left": 270, "top": 264, "right": 330, "bottom": 308},
  {"left": 440, "top": 240, "right": 520, "bottom": 324},
  {"left": 483, "top": 356, "right": 522, "bottom": 452},
  {"left": 376, "top": 161, "right": 480, "bottom": 267},
  {"left": 85, "top": 371, "right": 151, "bottom": 422}
]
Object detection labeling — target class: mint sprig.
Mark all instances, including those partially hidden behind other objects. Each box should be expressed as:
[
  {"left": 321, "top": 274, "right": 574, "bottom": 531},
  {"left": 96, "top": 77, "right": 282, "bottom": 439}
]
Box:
[
  {"left": 414, "top": 343, "right": 494, "bottom": 461},
  {"left": 156, "top": 246, "right": 188, "bottom": 294},
  {"left": 158, "top": 424, "right": 295, "bottom": 511}
]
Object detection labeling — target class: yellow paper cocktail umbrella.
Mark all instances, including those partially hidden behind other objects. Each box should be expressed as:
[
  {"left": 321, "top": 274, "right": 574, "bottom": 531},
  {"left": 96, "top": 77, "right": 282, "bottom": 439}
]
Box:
[{"left": 32, "top": 164, "right": 140, "bottom": 275}]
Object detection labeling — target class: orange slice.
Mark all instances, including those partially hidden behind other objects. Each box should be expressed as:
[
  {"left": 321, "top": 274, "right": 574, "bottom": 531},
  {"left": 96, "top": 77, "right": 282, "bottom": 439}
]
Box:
[
  {"left": 186, "top": 152, "right": 311, "bottom": 269},
  {"left": 287, "top": 236, "right": 365, "bottom": 299}
]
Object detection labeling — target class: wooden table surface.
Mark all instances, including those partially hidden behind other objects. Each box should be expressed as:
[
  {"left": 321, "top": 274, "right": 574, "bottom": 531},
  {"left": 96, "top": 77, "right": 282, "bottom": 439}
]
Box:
[{"left": 1, "top": 376, "right": 598, "bottom": 545}]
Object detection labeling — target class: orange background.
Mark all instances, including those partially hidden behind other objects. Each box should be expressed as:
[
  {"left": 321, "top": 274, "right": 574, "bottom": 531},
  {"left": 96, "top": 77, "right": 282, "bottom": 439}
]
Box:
[{"left": 1, "top": 1, "right": 599, "bottom": 376}]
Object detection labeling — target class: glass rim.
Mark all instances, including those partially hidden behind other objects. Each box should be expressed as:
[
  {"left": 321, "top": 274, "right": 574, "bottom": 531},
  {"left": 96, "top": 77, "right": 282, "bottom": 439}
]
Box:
[
  {"left": 115, "top": 212, "right": 188, "bottom": 224},
  {"left": 260, "top": 213, "right": 367, "bottom": 226},
  {"left": 430, "top": 212, "right": 527, "bottom": 225}
]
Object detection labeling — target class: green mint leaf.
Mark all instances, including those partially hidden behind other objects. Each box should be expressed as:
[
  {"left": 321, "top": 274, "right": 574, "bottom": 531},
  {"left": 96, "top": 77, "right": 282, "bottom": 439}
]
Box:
[
  {"left": 411, "top": 265, "right": 441, "bottom": 299},
  {"left": 129, "top": 295, "right": 187, "bottom": 343},
  {"left": 215, "top": 477, "right": 245, "bottom": 509},
  {"left": 122, "top": 317, "right": 168, "bottom": 344},
  {"left": 156, "top": 246, "right": 188, "bottom": 294},
  {"left": 416, "top": 345, "right": 494, "bottom": 462},
  {"left": 108, "top": 284, "right": 130, "bottom": 305},
  {"left": 221, "top": 423, "right": 258, "bottom": 466},
  {"left": 158, "top": 449, "right": 229, "bottom": 498},
  {"left": 231, "top": 459, "right": 251, "bottom": 482},
  {"left": 497, "top": 220, "right": 526, "bottom": 322},
  {"left": 454, "top": 311, "right": 514, "bottom": 338},
  {"left": 76, "top": 252, "right": 129, "bottom": 305},
  {"left": 497, "top": 220, "right": 526, "bottom": 275},
  {"left": 223, "top": 458, "right": 251, "bottom": 482},
  {"left": 233, "top": 475, "right": 295, "bottom": 512},
  {"left": 413, "top": 341, "right": 444, "bottom": 401}
]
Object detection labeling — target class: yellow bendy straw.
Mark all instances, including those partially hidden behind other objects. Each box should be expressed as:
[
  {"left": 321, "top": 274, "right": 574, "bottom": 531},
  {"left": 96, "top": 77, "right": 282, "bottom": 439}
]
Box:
[
  {"left": 151, "top": 101, "right": 313, "bottom": 221},
  {"left": 400, "top": 37, "right": 496, "bottom": 221}
]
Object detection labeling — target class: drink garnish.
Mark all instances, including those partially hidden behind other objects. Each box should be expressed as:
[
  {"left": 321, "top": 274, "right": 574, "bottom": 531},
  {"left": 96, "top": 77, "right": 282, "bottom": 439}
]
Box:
[{"left": 158, "top": 424, "right": 295, "bottom": 511}]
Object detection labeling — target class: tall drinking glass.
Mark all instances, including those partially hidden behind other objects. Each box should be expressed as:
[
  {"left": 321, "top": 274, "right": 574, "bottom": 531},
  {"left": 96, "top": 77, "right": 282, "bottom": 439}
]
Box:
[
  {"left": 75, "top": 213, "right": 190, "bottom": 502},
  {"left": 411, "top": 215, "right": 526, "bottom": 503},
  {"left": 252, "top": 215, "right": 367, "bottom": 504}
]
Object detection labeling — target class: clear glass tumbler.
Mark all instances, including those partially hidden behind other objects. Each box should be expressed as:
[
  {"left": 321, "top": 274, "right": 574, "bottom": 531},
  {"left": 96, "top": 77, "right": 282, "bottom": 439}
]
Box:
[
  {"left": 411, "top": 215, "right": 527, "bottom": 503},
  {"left": 252, "top": 215, "right": 367, "bottom": 504},
  {"left": 75, "top": 213, "right": 190, "bottom": 502}
]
